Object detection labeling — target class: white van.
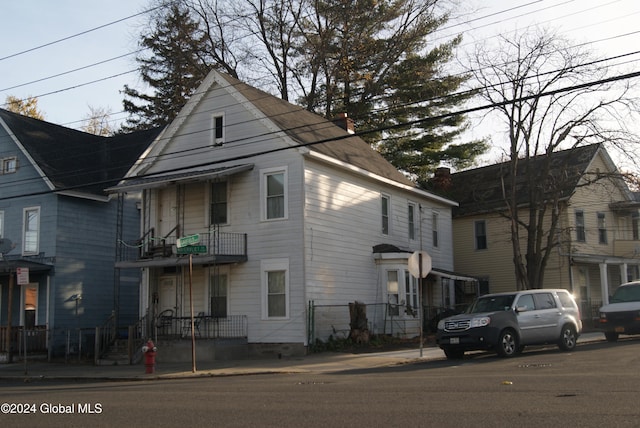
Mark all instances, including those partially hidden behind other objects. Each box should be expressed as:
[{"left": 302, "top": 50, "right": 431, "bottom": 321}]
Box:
[{"left": 599, "top": 281, "right": 640, "bottom": 342}]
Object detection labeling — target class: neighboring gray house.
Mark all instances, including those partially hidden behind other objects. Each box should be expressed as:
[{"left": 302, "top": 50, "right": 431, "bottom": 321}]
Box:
[
  {"left": 111, "top": 70, "right": 477, "bottom": 361},
  {"left": 0, "top": 108, "right": 160, "bottom": 360}
]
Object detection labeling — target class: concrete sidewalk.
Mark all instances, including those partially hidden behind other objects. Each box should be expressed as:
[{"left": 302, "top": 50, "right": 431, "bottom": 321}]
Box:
[{"left": 0, "top": 332, "right": 604, "bottom": 382}]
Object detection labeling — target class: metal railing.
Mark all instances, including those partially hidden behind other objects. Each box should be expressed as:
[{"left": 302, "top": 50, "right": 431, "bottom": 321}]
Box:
[
  {"left": 127, "top": 313, "right": 150, "bottom": 364},
  {"left": 94, "top": 313, "right": 117, "bottom": 364},
  {"left": 118, "top": 230, "right": 247, "bottom": 263},
  {"left": 153, "top": 315, "right": 248, "bottom": 339}
]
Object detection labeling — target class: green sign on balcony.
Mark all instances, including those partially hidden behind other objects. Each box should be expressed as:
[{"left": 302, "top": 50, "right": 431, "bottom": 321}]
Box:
[
  {"left": 177, "top": 245, "right": 207, "bottom": 255},
  {"left": 177, "top": 234, "right": 200, "bottom": 248}
]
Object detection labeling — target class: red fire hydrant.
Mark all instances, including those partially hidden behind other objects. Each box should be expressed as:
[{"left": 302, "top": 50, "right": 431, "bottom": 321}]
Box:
[{"left": 142, "top": 339, "right": 157, "bottom": 374}]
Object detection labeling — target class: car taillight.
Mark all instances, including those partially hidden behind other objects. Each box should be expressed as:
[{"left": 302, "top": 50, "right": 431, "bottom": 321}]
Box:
[{"left": 599, "top": 312, "right": 607, "bottom": 323}]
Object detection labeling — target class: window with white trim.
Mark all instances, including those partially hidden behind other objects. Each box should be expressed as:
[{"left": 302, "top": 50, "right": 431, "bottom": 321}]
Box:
[
  {"left": 210, "top": 181, "right": 228, "bottom": 224},
  {"left": 261, "top": 168, "right": 287, "bottom": 220},
  {"left": 598, "top": 212, "right": 607, "bottom": 244},
  {"left": 212, "top": 113, "right": 225, "bottom": 146},
  {"left": 475, "top": 220, "right": 487, "bottom": 250},
  {"left": 404, "top": 271, "right": 419, "bottom": 314},
  {"left": 432, "top": 211, "right": 439, "bottom": 248},
  {"left": 2, "top": 157, "right": 17, "bottom": 174},
  {"left": 381, "top": 194, "right": 390, "bottom": 235},
  {"left": 575, "top": 210, "right": 586, "bottom": 242},
  {"left": 23, "top": 207, "right": 40, "bottom": 255},
  {"left": 408, "top": 203, "right": 416, "bottom": 240},
  {"left": 387, "top": 270, "right": 399, "bottom": 316},
  {"left": 262, "top": 258, "right": 289, "bottom": 319}
]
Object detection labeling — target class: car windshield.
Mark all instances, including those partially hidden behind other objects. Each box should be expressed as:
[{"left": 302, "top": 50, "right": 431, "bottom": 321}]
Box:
[
  {"left": 466, "top": 294, "right": 516, "bottom": 313},
  {"left": 610, "top": 284, "right": 640, "bottom": 303}
]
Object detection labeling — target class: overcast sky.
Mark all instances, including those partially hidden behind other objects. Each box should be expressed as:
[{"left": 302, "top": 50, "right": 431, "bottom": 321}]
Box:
[{"left": 2, "top": 0, "right": 640, "bottom": 166}]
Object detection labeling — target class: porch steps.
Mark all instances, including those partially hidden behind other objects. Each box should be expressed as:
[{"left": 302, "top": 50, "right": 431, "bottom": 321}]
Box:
[{"left": 96, "top": 339, "right": 131, "bottom": 366}]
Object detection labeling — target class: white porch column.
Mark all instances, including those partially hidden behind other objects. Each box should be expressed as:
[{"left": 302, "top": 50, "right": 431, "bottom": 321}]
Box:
[
  {"left": 620, "top": 263, "right": 628, "bottom": 284},
  {"left": 600, "top": 263, "right": 609, "bottom": 305}
]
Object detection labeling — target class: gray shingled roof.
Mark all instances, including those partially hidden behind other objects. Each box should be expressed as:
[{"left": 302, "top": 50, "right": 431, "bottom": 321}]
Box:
[
  {"left": 0, "top": 108, "right": 161, "bottom": 196},
  {"left": 441, "top": 144, "right": 602, "bottom": 217},
  {"left": 218, "top": 73, "right": 415, "bottom": 187}
]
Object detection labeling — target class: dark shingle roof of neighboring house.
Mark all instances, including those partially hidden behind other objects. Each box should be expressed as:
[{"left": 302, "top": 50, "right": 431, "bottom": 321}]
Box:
[
  {"left": 0, "top": 108, "right": 162, "bottom": 197},
  {"left": 439, "top": 144, "right": 603, "bottom": 217},
  {"left": 218, "top": 73, "right": 415, "bottom": 187}
]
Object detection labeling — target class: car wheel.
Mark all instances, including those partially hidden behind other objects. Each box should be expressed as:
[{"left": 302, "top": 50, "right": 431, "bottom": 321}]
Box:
[
  {"left": 604, "top": 332, "right": 619, "bottom": 342},
  {"left": 496, "top": 329, "right": 518, "bottom": 357},
  {"left": 558, "top": 324, "right": 577, "bottom": 351},
  {"left": 443, "top": 347, "right": 464, "bottom": 360}
]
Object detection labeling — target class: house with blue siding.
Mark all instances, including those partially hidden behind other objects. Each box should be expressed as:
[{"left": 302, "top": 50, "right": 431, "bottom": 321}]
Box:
[
  {"left": 0, "top": 108, "right": 160, "bottom": 361},
  {"left": 111, "top": 70, "right": 478, "bottom": 362}
]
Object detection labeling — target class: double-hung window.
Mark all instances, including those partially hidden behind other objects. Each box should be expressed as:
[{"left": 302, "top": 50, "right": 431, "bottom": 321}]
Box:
[
  {"left": 387, "top": 270, "right": 399, "bottom": 316},
  {"left": 404, "top": 271, "right": 419, "bottom": 314},
  {"left": 432, "top": 212, "right": 439, "bottom": 248},
  {"left": 597, "top": 213, "right": 607, "bottom": 244},
  {"left": 210, "top": 181, "right": 228, "bottom": 224},
  {"left": 475, "top": 220, "right": 487, "bottom": 250},
  {"left": 408, "top": 203, "right": 416, "bottom": 240},
  {"left": 261, "top": 168, "right": 287, "bottom": 220},
  {"left": 262, "top": 259, "right": 289, "bottom": 319},
  {"left": 23, "top": 207, "right": 40, "bottom": 255},
  {"left": 381, "top": 195, "right": 390, "bottom": 235},
  {"left": 212, "top": 114, "right": 224, "bottom": 146},
  {"left": 575, "top": 210, "right": 586, "bottom": 242}
]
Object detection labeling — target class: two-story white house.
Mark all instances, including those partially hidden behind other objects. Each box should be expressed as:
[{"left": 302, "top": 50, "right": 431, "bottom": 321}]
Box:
[{"left": 111, "top": 70, "right": 476, "bottom": 360}]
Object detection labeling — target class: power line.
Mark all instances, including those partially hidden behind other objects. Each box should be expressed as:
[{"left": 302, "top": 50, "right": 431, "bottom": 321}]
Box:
[
  {"left": 0, "top": 2, "right": 171, "bottom": 62},
  {"left": 1, "top": 68, "right": 638, "bottom": 202}
]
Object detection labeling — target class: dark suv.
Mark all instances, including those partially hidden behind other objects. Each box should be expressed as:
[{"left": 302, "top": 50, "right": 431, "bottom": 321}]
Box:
[
  {"left": 599, "top": 281, "right": 640, "bottom": 342},
  {"left": 436, "top": 289, "right": 582, "bottom": 359}
]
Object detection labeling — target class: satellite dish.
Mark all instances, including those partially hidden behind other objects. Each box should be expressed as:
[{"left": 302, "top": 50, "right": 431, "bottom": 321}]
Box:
[{"left": 0, "top": 238, "right": 13, "bottom": 255}]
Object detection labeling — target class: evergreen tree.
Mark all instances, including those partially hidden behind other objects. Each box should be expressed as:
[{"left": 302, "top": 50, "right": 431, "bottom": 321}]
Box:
[
  {"left": 297, "top": 0, "right": 487, "bottom": 184},
  {"left": 121, "top": 3, "right": 212, "bottom": 131}
]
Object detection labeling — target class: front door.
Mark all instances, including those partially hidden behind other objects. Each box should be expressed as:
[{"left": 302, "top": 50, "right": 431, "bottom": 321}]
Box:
[{"left": 158, "top": 276, "right": 177, "bottom": 316}]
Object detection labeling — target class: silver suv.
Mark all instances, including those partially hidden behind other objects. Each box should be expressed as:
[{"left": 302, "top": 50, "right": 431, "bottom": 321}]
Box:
[{"left": 436, "top": 289, "right": 582, "bottom": 359}]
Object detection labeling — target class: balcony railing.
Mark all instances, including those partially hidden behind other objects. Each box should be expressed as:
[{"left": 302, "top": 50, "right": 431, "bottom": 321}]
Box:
[
  {"left": 153, "top": 315, "right": 248, "bottom": 340},
  {"left": 117, "top": 230, "right": 247, "bottom": 265}
]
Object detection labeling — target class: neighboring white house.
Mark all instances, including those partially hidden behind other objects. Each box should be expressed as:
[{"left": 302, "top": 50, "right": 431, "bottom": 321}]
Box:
[{"left": 111, "top": 70, "right": 477, "bottom": 359}]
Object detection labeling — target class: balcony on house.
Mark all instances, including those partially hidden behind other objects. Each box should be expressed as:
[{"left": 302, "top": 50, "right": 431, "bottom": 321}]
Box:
[{"left": 116, "top": 229, "right": 248, "bottom": 268}]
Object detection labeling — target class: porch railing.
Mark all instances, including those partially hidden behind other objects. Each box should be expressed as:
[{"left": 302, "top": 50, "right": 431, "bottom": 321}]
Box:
[
  {"left": 0, "top": 326, "right": 48, "bottom": 354},
  {"left": 118, "top": 230, "right": 247, "bottom": 263},
  {"left": 154, "top": 315, "right": 248, "bottom": 340}
]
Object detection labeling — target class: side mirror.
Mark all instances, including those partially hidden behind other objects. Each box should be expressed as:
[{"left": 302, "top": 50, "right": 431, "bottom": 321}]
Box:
[{"left": 515, "top": 306, "right": 529, "bottom": 313}]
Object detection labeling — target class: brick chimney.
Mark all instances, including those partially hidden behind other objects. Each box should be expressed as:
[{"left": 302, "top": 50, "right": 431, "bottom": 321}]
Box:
[
  {"left": 332, "top": 112, "right": 355, "bottom": 134},
  {"left": 431, "top": 167, "right": 452, "bottom": 191}
]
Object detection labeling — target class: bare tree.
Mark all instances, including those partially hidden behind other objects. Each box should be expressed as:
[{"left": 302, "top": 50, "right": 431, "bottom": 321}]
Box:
[
  {"left": 4, "top": 95, "right": 45, "bottom": 120},
  {"left": 82, "top": 105, "right": 114, "bottom": 136},
  {"left": 469, "top": 27, "right": 639, "bottom": 290}
]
